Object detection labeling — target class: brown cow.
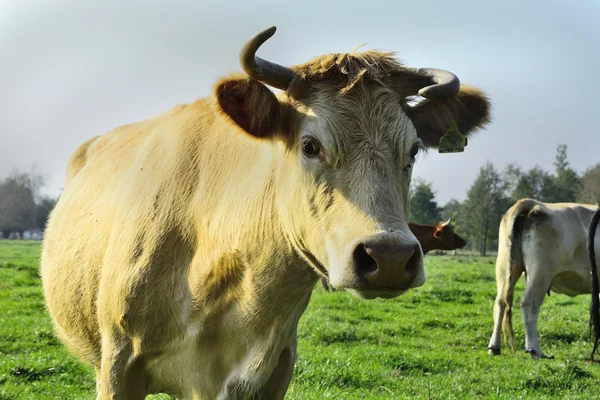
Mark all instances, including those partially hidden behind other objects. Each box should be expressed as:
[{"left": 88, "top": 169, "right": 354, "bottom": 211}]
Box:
[
  {"left": 322, "top": 218, "right": 467, "bottom": 290},
  {"left": 410, "top": 217, "right": 467, "bottom": 254},
  {"left": 41, "top": 26, "right": 491, "bottom": 399}
]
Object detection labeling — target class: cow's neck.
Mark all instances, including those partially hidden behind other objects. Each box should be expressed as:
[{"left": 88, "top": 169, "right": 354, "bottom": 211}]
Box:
[{"left": 188, "top": 130, "right": 318, "bottom": 332}]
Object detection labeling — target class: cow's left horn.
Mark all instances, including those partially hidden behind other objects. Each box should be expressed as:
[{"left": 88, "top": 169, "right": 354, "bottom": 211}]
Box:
[
  {"left": 441, "top": 217, "right": 452, "bottom": 227},
  {"left": 410, "top": 68, "right": 461, "bottom": 100},
  {"left": 239, "top": 26, "right": 296, "bottom": 91}
]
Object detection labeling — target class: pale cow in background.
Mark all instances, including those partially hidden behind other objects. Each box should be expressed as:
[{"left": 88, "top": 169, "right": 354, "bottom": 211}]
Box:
[
  {"left": 487, "top": 198, "right": 600, "bottom": 359},
  {"left": 41, "top": 26, "right": 491, "bottom": 399}
]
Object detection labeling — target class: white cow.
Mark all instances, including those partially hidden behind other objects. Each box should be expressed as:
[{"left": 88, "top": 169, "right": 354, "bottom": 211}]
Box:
[{"left": 487, "top": 198, "right": 600, "bottom": 359}]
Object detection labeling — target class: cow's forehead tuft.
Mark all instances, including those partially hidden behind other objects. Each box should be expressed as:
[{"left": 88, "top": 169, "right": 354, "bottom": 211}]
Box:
[{"left": 289, "top": 51, "right": 406, "bottom": 94}]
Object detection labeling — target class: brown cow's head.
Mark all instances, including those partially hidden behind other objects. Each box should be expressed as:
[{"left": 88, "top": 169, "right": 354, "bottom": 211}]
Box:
[
  {"left": 433, "top": 218, "right": 468, "bottom": 250},
  {"left": 215, "top": 27, "right": 490, "bottom": 299}
]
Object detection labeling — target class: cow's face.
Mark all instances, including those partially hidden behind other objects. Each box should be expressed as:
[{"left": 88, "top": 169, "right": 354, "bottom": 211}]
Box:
[
  {"left": 275, "top": 83, "right": 426, "bottom": 299},
  {"left": 434, "top": 223, "right": 468, "bottom": 250},
  {"left": 215, "top": 30, "right": 490, "bottom": 299}
]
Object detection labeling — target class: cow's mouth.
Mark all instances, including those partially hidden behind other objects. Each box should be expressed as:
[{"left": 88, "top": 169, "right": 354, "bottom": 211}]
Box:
[{"left": 346, "top": 288, "right": 409, "bottom": 300}]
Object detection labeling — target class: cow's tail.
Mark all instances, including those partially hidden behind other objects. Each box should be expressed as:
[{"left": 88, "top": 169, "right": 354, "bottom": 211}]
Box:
[
  {"left": 588, "top": 206, "right": 600, "bottom": 363},
  {"left": 501, "top": 199, "right": 536, "bottom": 352}
]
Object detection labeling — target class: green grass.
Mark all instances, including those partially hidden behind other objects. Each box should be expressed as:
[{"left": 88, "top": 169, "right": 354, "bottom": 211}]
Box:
[{"left": 1, "top": 241, "right": 599, "bottom": 399}]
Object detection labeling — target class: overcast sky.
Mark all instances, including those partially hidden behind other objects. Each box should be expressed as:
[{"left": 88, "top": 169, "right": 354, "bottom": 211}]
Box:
[{"left": 1, "top": 0, "right": 599, "bottom": 204}]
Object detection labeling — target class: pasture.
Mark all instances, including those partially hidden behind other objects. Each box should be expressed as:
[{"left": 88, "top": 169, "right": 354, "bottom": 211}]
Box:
[{"left": 1, "top": 241, "right": 599, "bottom": 399}]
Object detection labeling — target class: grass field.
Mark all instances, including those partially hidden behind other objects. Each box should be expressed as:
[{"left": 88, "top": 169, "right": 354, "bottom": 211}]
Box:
[{"left": 1, "top": 241, "right": 599, "bottom": 399}]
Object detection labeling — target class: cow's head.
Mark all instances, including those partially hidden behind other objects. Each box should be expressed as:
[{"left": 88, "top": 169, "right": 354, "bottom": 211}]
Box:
[
  {"left": 215, "top": 27, "right": 490, "bottom": 299},
  {"left": 433, "top": 217, "right": 468, "bottom": 250}
]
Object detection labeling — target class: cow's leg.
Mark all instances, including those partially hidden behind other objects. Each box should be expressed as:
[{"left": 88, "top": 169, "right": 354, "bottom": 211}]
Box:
[
  {"left": 488, "top": 268, "right": 521, "bottom": 355},
  {"left": 95, "top": 368, "right": 101, "bottom": 400},
  {"left": 488, "top": 296, "right": 505, "bottom": 355},
  {"left": 260, "top": 335, "right": 297, "bottom": 400},
  {"left": 520, "top": 272, "right": 553, "bottom": 359},
  {"left": 219, "top": 336, "right": 297, "bottom": 400},
  {"left": 488, "top": 245, "right": 523, "bottom": 356},
  {"left": 97, "top": 328, "right": 149, "bottom": 400},
  {"left": 97, "top": 328, "right": 132, "bottom": 399}
]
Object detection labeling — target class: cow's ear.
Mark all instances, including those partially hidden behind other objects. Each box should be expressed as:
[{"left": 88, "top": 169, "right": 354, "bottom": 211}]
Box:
[
  {"left": 433, "top": 229, "right": 442, "bottom": 239},
  {"left": 404, "top": 85, "right": 491, "bottom": 148},
  {"left": 215, "top": 75, "right": 282, "bottom": 139}
]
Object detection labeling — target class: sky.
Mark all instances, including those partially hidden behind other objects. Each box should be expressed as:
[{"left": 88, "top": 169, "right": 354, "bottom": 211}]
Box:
[{"left": 1, "top": 0, "right": 599, "bottom": 204}]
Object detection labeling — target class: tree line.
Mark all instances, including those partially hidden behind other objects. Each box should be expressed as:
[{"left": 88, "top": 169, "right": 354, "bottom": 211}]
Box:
[
  {"left": 410, "top": 144, "right": 600, "bottom": 255},
  {"left": 0, "top": 168, "right": 58, "bottom": 239}
]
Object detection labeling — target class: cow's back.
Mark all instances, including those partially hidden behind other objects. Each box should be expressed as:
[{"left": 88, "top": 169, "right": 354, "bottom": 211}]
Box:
[
  {"left": 64, "top": 104, "right": 191, "bottom": 187},
  {"left": 40, "top": 101, "right": 205, "bottom": 366}
]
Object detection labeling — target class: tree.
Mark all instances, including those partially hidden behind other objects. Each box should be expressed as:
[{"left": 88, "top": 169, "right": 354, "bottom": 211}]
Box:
[
  {"left": 441, "top": 199, "right": 462, "bottom": 221},
  {"left": 545, "top": 144, "right": 580, "bottom": 203},
  {"left": 461, "top": 162, "right": 510, "bottom": 255},
  {"left": 577, "top": 163, "right": 600, "bottom": 204},
  {"left": 0, "top": 166, "right": 50, "bottom": 238},
  {"left": 35, "top": 196, "right": 58, "bottom": 233},
  {"left": 440, "top": 198, "right": 466, "bottom": 241},
  {"left": 0, "top": 176, "right": 36, "bottom": 238},
  {"left": 514, "top": 167, "right": 553, "bottom": 202},
  {"left": 503, "top": 163, "right": 553, "bottom": 202},
  {"left": 502, "top": 163, "right": 523, "bottom": 198},
  {"left": 409, "top": 180, "right": 441, "bottom": 225},
  {"left": 9, "top": 166, "right": 46, "bottom": 203},
  {"left": 554, "top": 143, "right": 569, "bottom": 171}
]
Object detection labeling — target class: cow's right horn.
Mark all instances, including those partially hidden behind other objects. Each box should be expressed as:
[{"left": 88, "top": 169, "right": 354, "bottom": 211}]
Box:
[{"left": 239, "top": 26, "right": 296, "bottom": 91}]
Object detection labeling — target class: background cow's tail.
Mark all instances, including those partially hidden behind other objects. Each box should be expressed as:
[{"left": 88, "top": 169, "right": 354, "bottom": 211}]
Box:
[
  {"left": 588, "top": 206, "right": 600, "bottom": 363},
  {"left": 501, "top": 199, "right": 535, "bottom": 351}
]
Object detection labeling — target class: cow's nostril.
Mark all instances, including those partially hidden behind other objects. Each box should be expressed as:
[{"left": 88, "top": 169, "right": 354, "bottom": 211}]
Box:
[
  {"left": 404, "top": 245, "right": 421, "bottom": 278},
  {"left": 353, "top": 243, "right": 378, "bottom": 277}
]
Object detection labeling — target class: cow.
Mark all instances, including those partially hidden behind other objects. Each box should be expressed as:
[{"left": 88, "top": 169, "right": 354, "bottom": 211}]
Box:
[
  {"left": 487, "top": 198, "right": 600, "bottom": 359},
  {"left": 41, "top": 26, "right": 491, "bottom": 399},
  {"left": 321, "top": 217, "right": 467, "bottom": 290},
  {"left": 408, "top": 217, "right": 467, "bottom": 254}
]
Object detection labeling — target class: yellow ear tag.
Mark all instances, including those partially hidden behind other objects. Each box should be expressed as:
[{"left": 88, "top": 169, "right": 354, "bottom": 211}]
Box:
[{"left": 438, "top": 122, "right": 467, "bottom": 154}]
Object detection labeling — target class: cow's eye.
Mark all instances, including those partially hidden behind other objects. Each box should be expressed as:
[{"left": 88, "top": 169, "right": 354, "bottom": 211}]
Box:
[
  {"left": 302, "top": 138, "right": 321, "bottom": 158},
  {"left": 410, "top": 145, "right": 419, "bottom": 159}
]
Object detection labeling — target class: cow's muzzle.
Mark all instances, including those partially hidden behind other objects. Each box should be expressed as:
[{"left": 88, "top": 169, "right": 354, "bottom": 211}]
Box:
[{"left": 331, "top": 231, "right": 426, "bottom": 299}]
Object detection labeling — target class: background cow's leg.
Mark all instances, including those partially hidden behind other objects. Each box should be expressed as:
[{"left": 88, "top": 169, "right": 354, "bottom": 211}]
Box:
[
  {"left": 488, "top": 294, "right": 505, "bottom": 354},
  {"left": 488, "top": 267, "right": 521, "bottom": 355},
  {"left": 520, "top": 271, "right": 553, "bottom": 359},
  {"left": 488, "top": 243, "right": 523, "bottom": 355}
]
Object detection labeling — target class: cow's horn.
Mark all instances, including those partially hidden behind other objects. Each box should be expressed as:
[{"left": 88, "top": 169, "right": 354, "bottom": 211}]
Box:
[
  {"left": 410, "top": 68, "right": 461, "bottom": 100},
  {"left": 441, "top": 216, "right": 452, "bottom": 227},
  {"left": 239, "top": 26, "right": 296, "bottom": 91}
]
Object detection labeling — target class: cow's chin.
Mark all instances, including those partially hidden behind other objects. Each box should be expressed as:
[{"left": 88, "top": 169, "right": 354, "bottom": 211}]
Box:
[{"left": 345, "top": 288, "right": 408, "bottom": 300}]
